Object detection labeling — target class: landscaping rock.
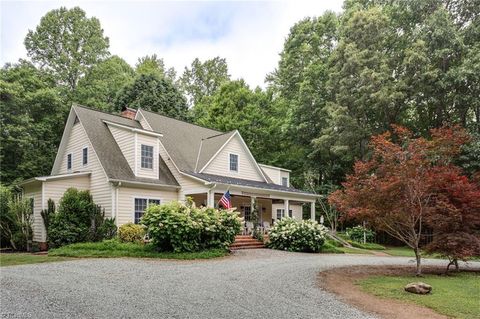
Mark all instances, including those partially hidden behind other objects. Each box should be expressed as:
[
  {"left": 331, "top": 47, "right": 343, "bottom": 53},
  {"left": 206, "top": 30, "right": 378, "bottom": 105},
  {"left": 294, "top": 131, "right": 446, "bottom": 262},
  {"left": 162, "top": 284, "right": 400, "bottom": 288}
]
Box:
[{"left": 404, "top": 282, "right": 432, "bottom": 294}]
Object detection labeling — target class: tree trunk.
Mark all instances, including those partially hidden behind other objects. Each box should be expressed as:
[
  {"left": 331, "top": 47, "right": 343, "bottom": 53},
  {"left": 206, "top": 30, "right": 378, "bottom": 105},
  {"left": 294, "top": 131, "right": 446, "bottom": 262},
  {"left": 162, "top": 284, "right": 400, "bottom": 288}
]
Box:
[{"left": 414, "top": 247, "right": 422, "bottom": 276}]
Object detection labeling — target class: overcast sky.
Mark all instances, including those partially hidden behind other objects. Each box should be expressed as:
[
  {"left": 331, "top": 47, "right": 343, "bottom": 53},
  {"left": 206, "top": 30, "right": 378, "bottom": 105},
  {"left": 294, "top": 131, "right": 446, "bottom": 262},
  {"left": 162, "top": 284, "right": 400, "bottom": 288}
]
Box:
[{"left": 1, "top": 0, "right": 343, "bottom": 88}]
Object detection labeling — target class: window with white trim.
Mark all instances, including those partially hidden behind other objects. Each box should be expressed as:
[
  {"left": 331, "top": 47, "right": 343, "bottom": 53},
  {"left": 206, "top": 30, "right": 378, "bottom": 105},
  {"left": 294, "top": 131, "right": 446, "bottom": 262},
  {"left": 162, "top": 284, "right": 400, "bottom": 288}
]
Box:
[
  {"left": 242, "top": 205, "right": 251, "bottom": 221},
  {"left": 67, "top": 153, "right": 72, "bottom": 170},
  {"left": 82, "top": 147, "right": 88, "bottom": 166},
  {"left": 282, "top": 177, "right": 288, "bottom": 187},
  {"left": 229, "top": 153, "right": 238, "bottom": 172},
  {"left": 276, "top": 209, "right": 292, "bottom": 220},
  {"left": 141, "top": 144, "right": 154, "bottom": 169},
  {"left": 134, "top": 198, "right": 160, "bottom": 224}
]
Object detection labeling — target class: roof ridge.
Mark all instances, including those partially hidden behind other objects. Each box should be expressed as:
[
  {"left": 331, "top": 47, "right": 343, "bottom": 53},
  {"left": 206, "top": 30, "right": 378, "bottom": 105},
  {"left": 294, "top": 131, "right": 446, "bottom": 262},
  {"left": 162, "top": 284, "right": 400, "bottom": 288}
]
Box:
[
  {"left": 73, "top": 104, "right": 140, "bottom": 123},
  {"left": 202, "top": 130, "right": 235, "bottom": 140},
  {"left": 140, "top": 108, "right": 224, "bottom": 134}
]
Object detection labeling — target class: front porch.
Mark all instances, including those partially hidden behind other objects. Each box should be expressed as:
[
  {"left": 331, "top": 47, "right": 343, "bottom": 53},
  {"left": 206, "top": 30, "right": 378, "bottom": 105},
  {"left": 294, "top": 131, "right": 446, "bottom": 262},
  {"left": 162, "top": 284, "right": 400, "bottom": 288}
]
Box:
[{"left": 187, "top": 189, "right": 316, "bottom": 235}]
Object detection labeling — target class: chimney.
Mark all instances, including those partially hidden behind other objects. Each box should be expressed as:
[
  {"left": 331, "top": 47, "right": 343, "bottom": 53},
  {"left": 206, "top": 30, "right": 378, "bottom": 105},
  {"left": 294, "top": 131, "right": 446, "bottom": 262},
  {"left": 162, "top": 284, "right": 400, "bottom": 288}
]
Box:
[{"left": 120, "top": 106, "right": 137, "bottom": 120}]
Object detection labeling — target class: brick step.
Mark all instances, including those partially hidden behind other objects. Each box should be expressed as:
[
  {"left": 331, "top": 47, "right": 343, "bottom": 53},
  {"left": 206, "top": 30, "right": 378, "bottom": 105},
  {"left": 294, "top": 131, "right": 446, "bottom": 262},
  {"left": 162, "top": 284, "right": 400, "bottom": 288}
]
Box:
[
  {"left": 231, "top": 244, "right": 265, "bottom": 250},
  {"left": 230, "top": 241, "right": 265, "bottom": 247},
  {"left": 233, "top": 238, "right": 261, "bottom": 244}
]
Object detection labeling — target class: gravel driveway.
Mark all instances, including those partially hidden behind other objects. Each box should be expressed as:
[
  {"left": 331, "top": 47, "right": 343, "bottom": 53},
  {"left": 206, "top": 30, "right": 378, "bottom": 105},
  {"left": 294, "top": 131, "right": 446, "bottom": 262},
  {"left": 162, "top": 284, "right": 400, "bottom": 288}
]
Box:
[{"left": 1, "top": 250, "right": 478, "bottom": 319}]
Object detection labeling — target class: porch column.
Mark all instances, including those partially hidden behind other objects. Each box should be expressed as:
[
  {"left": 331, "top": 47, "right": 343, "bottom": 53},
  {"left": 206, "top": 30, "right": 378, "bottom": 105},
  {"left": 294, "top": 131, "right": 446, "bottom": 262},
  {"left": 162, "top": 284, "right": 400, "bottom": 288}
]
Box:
[
  {"left": 207, "top": 190, "right": 215, "bottom": 208},
  {"left": 284, "top": 199, "right": 289, "bottom": 218},
  {"left": 310, "top": 201, "right": 316, "bottom": 221}
]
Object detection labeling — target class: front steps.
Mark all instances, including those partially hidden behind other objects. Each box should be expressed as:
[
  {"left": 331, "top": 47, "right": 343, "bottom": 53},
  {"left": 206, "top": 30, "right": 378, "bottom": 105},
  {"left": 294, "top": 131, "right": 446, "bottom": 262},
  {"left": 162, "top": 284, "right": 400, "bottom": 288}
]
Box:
[{"left": 230, "top": 235, "right": 266, "bottom": 250}]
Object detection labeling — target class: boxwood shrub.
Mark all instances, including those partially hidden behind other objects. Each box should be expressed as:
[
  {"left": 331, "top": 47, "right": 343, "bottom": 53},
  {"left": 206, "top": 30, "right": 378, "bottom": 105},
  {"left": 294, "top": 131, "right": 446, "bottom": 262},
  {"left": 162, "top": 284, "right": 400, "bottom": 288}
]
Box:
[
  {"left": 268, "top": 217, "right": 328, "bottom": 253},
  {"left": 118, "top": 223, "right": 145, "bottom": 243},
  {"left": 141, "top": 201, "right": 242, "bottom": 252}
]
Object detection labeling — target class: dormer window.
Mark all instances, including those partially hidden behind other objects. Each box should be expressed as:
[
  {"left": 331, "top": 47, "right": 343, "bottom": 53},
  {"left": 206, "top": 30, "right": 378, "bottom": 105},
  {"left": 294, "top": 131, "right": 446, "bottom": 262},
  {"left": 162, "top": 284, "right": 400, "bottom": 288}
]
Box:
[
  {"left": 229, "top": 153, "right": 238, "bottom": 172},
  {"left": 282, "top": 177, "right": 288, "bottom": 187},
  {"left": 141, "top": 144, "right": 153, "bottom": 169},
  {"left": 67, "top": 153, "right": 72, "bottom": 171}
]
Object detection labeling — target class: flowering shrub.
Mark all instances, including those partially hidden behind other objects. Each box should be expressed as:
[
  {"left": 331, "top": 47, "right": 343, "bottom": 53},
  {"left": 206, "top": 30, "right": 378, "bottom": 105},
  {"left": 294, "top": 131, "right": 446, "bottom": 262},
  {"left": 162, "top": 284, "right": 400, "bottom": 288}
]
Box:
[
  {"left": 267, "top": 217, "right": 328, "bottom": 252},
  {"left": 346, "top": 225, "right": 375, "bottom": 243},
  {"left": 118, "top": 223, "right": 145, "bottom": 243},
  {"left": 141, "top": 201, "right": 242, "bottom": 252}
]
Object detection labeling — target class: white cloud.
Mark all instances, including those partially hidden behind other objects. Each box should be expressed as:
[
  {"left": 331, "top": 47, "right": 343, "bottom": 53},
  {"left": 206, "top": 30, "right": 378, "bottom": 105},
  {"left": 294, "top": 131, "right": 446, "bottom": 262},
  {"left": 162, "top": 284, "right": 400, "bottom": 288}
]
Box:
[{"left": 1, "top": 0, "right": 343, "bottom": 88}]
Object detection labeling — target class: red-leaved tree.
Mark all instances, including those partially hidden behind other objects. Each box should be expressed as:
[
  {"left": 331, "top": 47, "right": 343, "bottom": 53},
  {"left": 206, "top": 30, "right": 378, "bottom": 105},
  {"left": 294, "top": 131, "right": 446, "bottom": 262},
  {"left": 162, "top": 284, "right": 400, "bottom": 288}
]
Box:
[{"left": 329, "top": 125, "right": 478, "bottom": 275}]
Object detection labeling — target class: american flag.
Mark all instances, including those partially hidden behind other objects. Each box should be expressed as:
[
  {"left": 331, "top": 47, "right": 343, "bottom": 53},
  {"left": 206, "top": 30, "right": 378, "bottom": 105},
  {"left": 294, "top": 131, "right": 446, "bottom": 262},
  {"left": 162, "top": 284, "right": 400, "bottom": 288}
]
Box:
[{"left": 219, "top": 191, "right": 232, "bottom": 209}]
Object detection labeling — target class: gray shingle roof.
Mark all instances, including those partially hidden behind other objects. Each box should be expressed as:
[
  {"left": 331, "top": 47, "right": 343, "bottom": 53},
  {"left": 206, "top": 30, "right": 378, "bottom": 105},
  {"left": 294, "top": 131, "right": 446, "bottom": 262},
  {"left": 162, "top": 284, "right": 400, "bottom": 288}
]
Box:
[
  {"left": 184, "top": 172, "right": 317, "bottom": 196},
  {"left": 140, "top": 109, "right": 230, "bottom": 172},
  {"left": 73, "top": 105, "right": 179, "bottom": 187}
]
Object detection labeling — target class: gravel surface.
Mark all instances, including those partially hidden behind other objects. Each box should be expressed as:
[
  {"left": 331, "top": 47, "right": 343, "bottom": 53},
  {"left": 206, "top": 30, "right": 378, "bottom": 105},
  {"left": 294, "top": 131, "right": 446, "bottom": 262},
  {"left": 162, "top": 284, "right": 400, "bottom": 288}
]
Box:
[{"left": 1, "top": 249, "right": 478, "bottom": 319}]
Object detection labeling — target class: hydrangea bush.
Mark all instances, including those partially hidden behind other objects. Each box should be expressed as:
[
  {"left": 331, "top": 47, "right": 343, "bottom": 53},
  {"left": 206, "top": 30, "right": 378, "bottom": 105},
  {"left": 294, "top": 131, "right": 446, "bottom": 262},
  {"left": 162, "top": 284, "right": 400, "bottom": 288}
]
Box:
[
  {"left": 141, "top": 201, "right": 242, "bottom": 252},
  {"left": 346, "top": 225, "right": 375, "bottom": 243},
  {"left": 267, "top": 217, "right": 328, "bottom": 252}
]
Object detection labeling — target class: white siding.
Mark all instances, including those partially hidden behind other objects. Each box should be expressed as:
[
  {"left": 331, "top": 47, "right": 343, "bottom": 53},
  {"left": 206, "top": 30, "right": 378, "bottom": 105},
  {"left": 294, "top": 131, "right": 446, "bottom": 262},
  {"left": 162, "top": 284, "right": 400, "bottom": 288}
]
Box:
[
  {"left": 44, "top": 176, "right": 90, "bottom": 204},
  {"left": 272, "top": 203, "right": 303, "bottom": 221},
  {"left": 203, "top": 135, "right": 264, "bottom": 182},
  {"left": 23, "top": 184, "right": 43, "bottom": 242},
  {"left": 260, "top": 166, "right": 281, "bottom": 184},
  {"left": 57, "top": 122, "right": 112, "bottom": 216},
  {"left": 116, "top": 186, "right": 178, "bottom": 225},
  {"left": 136, "top": 134, "right": 159, "bottom": 179},
  {"left": 138, "top": 114, "right": 152, "bottom": 130},
  {"left": 280, "top": 171, "right": 290, "bottom": 187},
  {"left": 108, "top": 125, "right": 135, "bottom": 171}
]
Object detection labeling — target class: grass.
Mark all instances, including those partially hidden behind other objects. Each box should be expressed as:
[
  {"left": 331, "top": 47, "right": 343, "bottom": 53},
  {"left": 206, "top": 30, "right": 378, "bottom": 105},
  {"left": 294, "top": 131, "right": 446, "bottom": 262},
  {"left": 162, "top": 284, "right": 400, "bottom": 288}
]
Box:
[
  {"left": 339, "top": 247, "right": 374, "bottom": 254},
  {"left": 0, "top": 253, "right": 71, "bottom": 267},
  {"left": 383, "top": 246, "right": 417, "bottom": 257},
  {"left": 48, "top": 240, "right": 229, "bottom": 260},
  {"left": 348, "top": 241, "right": 386, "bottom": 250},
  {"left": 358, "top": 272, "right": 480, "bottom": 319}
]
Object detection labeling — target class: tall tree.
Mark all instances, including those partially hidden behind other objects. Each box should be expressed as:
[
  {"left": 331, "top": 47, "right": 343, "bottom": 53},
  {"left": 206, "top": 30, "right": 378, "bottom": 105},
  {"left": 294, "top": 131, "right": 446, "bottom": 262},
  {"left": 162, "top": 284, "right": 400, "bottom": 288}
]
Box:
[
  {"left": 135, "top": 54, "right": 176, "bottom": 82},
  {"left": 0, "top": 60, "right": 65, "bottom": 184},
  {"left": 180, "top": 57, "right": 230, "bottom": 107},
  {"left": 114, "top": 74, "right": 188, "bottom": 120},
  {"left": 75, "top": 56, "right": 135, "bottom": 111},
  {"left": 24, "top": 6, "right": 109, "bottom": 92},
  {"left": 195, "top": 80, "right": 280, "bottom": 165}
]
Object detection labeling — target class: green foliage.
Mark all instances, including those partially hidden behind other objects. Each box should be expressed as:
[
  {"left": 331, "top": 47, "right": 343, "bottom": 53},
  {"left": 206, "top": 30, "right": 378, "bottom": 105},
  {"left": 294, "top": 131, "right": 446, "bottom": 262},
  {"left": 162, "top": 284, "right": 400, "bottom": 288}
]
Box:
[
  {"left": 48, "top": 239, "right": 228, "bottom": 259},
  {"left": 24, "top": 6, "right": 109, "bottom": 91},
  {"left": 75, "top": 56, "right": 135, "bottom": 112},
  {"left": 118, "top": 223, "right": 145, "bottom": 243},
  {"left": 48, "top": 188, "right": 115, "bottom": 248},
  {"left": 0, "top": 185, "right": 33, "bottom": 251},
  {"left": 346, "top": 225, "right": 376, "bottom": 243},
  {"left": 321, "top": 240, "right": 345, "bottom": 253},
  {"left": 268, "top": 217, "right": 328, "bottom": 253},
  {"left": 40, "top": 199, "right": 56, "bottom": 241},
  {"left": 180, "top": 57, "right": 230, "bottom": 106},
  {"left": 114, "top": 74, "right": 188, "bottom": 120},
  {"left": 135, "top": 54, "right": 176, "bottom": 81},
  {"left": 348, "top": 241, "right": 385, "bottom": 250},
  {"left": 0, "top": 253, "right": 71, "bottom": 267},
  {"left": 141, "top": 201, "right": 242, "bottom": 252}
]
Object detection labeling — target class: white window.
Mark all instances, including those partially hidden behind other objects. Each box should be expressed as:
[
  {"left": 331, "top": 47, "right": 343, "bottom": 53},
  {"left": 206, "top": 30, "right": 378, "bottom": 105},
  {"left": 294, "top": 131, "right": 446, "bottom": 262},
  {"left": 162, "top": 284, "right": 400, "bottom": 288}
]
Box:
[
  {"left": 141, "top": 145, "right": 153, "bottom": 169},
  {"left": 243, "top": 205, "right": 251, "bottom": 221},
  {"left": 67, "top": 153, "right": 72, "bottom": 171},
  {"left": 229, "top": 153, "right": 238, "bottom": 172},
  {"left": 276, "top": 209, "right": 292, "bottom": 220},
  {"left": 134, "top": 198, "right": 160, "bottom": 224},
  {"left": 282, "top": 177, "right": 288, "bottom": 187},
  {"left": 82, "top": 147, "right": 88, "bottom": 166}
]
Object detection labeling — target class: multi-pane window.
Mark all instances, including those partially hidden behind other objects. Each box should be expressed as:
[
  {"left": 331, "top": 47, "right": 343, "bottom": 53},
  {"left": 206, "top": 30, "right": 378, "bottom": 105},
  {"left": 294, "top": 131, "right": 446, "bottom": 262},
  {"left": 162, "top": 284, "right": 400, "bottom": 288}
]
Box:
[
  {"left": 141, "top": 145, "right": 154, "bottom": 169},
  {"left": 134, "top": 198, "right": 160, "bottom": 224},
  {"left": 243, "top": 205, "right": 251, "bottom": 221},
  {"left": 282, "top": 177, "right": 288, "bottom": 187},
  {"left": 67, "top": 153, "right": 72, "bottom": 170},
  {"left": 229, "top": 153, "right": 238, "bottom": 172},
  {"left": 276, "top": 209, "right": 293, "bottom": 220},
  {"left": 82, "top": 147, "right": 88, "bottom": 166},
  {"left": 288, "top": 209, "right": 293, "bottom": 218}
]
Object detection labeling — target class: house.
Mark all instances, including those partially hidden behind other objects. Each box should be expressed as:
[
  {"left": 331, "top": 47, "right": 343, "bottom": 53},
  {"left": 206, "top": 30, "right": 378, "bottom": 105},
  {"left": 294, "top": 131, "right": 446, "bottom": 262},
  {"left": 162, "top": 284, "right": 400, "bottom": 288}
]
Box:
[{"left": 20, "top": 105, "right": 320, "bottom": 248}]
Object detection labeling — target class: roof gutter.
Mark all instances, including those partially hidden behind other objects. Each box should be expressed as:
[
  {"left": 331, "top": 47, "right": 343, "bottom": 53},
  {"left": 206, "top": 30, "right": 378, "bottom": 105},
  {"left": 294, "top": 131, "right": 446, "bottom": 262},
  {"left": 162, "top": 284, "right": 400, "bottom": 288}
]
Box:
[
  {"left": 102, "top": 120, "right": 163, "bottom": 137},
  {"left": 108, "top": 178, "right": 181, "bottom": 189}
]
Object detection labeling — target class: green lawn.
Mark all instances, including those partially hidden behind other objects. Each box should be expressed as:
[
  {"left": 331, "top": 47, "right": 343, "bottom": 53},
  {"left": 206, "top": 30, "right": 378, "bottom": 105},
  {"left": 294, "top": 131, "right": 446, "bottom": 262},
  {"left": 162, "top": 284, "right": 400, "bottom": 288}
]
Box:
[
  {"left": 49, "top": 240, "right": 229, "bottom": 260},
  {"left": 0, "top": 253, "right": 71, "bottom": 267},
  {"left": 383, "top": 246, "right": 417, "bottom": 257},
  {"left": 358, "top": 272, "right": 480, "bottom": 319}
]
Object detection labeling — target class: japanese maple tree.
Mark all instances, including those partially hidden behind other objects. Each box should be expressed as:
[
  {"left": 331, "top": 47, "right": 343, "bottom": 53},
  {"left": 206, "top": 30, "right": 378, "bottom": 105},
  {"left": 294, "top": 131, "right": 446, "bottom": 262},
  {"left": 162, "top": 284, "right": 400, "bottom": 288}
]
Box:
[{"left": 329, "top": 125, "right": 477, "bottom": 275}]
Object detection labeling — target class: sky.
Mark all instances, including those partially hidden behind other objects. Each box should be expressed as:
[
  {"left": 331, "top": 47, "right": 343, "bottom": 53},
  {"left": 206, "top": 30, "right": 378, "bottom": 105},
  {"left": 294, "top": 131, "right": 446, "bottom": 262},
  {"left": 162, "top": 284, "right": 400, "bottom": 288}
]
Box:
[{"left": 1, "top": 0, "right": 343, "bottom": 88}]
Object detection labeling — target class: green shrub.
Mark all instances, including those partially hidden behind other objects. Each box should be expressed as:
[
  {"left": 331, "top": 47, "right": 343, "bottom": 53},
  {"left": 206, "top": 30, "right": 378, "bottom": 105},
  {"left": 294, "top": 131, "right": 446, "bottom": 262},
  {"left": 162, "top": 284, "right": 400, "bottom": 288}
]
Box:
[
  {"left": 48, "top": 188, "right": 116, "bottom": 248},
  {"left": 118, "top": 223, "right": 145, "bottom": 243},
  {"left": 322, "top": 240, "right": 345, "bottom": 253},
  {"left": 346, "top": 225, "right": 376, "bottom": 243},
  {"left": 141, "top": 201, "right": 242, "bottom": 252},
  {"left": 267, "top": 217, "right": 328, "bottom": 253}
]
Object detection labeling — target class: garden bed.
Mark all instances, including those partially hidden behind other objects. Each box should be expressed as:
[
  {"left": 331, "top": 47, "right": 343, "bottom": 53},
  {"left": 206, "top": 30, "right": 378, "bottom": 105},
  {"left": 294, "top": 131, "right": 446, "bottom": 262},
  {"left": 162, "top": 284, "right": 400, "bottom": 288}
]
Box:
[{"left": 318, "top": 265, "right": 480, "bottom": 319}]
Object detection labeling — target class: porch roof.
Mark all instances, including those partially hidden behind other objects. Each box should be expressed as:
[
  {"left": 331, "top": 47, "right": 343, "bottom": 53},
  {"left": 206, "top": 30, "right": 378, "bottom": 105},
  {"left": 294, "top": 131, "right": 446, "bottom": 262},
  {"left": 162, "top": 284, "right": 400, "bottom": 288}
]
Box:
[{"left": 183, "top": 172, "right": 319, "bottom": 197}]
